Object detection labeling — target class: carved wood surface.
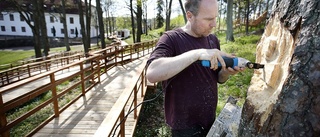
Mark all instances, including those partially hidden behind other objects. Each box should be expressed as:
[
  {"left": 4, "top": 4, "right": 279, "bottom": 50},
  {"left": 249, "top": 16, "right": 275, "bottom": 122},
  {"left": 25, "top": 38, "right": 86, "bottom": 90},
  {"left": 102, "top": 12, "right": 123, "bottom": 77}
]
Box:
[{"left": 239, "top": 0, "right": 320, "bottom": 136}]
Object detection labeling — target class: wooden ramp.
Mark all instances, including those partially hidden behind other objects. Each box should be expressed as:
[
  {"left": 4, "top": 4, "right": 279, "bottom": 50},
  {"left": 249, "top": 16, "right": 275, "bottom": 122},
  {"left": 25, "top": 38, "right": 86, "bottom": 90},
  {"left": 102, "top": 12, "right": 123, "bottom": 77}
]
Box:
[{"left": 33, "top": 57, "right": 148, "bottom": 137}]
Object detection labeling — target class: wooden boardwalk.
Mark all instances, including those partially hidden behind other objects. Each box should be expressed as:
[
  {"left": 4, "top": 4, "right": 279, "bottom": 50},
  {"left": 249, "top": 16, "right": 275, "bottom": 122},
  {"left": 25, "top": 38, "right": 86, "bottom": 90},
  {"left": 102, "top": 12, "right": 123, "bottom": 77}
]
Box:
[{"left": 33, "top": 57, "right": 149, "bottom": 137}]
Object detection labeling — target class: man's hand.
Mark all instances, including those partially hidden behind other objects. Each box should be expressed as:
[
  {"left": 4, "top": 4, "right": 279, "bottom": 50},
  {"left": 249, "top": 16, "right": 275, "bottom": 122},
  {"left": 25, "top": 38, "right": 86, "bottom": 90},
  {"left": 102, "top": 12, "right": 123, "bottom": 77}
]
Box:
[{"left": 218, "top": 66, "right": 245, "bottom": 83}]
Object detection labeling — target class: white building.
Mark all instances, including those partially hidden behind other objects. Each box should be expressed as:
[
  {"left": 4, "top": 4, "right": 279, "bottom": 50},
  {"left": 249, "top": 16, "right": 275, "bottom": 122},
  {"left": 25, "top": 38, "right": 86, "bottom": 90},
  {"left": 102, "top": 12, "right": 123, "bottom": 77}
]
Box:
[{"left": 0, "top": 2, "right": 98, "bottom": 38}]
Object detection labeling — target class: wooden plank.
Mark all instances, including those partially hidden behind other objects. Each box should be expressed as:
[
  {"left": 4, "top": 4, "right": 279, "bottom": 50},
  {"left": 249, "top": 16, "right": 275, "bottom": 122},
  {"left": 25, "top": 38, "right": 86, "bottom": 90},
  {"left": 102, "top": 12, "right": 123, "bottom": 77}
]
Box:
[
  {"left": 33, "top": 57, "right": 148, "bottom": 137},
  {"left": 207, "top": 96, "right": 241, "bottom": 137},
  {"left": 94, "top": 58, "right": 148, "bottom": 137}
]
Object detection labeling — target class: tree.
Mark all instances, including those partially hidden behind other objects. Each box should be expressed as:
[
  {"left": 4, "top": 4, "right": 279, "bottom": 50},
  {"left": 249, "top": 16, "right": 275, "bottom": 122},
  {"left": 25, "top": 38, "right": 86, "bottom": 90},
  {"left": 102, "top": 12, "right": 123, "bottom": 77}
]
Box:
[
  {"left": 178, "top": 0, "right": 186, "bottom": 24},
  {"left": 77, "top": 0, "right": 92, "bottom": 55},
  {"left": 165, "top": 0, "right": 173, "bottom": 31},
  {"left": 130, "top": 0, "right": 136, "bottom": 42},
  {"left": 7, "top": 0, "right": 47, "bottom": 58},
  {"left": 239, "top": 0, "right": 320, "bottom": 136},
  {"left": 96, "top": 0, "right": 106, "bottom": 49},
  {"left": 136, "top": 0, "right": 143, "bottom": 42},
  {"left": 104, "top": 0, "right": 115, "bottom": 38},
  {"left": 60, "top": 0, "right": 71, "bottom": 51},
  {"left": 156, "top": 0, "right": 164, "bottom": 29},
  {"left": 226, "top": 0, "right": 234, "bottom": 41},
  {"left": 245, "top": 0, "right": 250, "bottom": 35}
]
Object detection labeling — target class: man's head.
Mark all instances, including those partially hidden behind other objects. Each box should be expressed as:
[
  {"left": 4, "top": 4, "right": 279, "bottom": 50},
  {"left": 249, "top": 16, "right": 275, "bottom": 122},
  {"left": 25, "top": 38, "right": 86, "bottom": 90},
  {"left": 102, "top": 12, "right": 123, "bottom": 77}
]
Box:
[{"left": 184, "top": 0, "right": 218, "bottom": 37}]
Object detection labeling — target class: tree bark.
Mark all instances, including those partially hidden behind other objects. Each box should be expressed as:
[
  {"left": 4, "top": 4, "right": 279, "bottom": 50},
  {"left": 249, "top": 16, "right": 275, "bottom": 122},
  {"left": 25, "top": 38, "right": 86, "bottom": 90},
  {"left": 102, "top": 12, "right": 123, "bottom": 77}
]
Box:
[
  {"left": 136, "top": 0, "right": 143, "bottom": 42},
  {"left": 86, "top": 0, "right": 92, "bottom": 49},
  {"left": 178, "top": 0, "right": 186, "bottom": 24},
  {"left": 245, "top": 0, "right": 250, "bottom": 35},
  {"left": 77, "top": 0, "right": 90, "bottom": 54},
  {"left": 31, "top": 0, "right": 42, "bottom": 58},
  {"left": 226, "top": 0, "right": 234, "bottom": 42},
  {"left": 165, "top": 0, "right": 173, "bottom": 31},
  {"left": 61, "top": 0, "right": 71, "bottom": 51},
  {"left": 130, "top": 0, "right": 136, "bottom": 43},
  {"left": 239, "top": 0, "right": 320, "bottom": 136},
  {"left": 96, "top": 0, "right": 106, "bottom": 49}
]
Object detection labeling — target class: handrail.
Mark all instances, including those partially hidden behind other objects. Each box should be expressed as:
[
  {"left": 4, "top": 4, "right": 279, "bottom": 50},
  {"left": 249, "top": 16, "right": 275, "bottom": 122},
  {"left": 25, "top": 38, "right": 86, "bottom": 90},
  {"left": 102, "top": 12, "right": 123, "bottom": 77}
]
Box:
[
  {"left": 0, "top": 53, "right": 84, "bottom": 87},
  {"left": 94, "top": 58, "right": 148, "bottom": 137},
  {"left": 0, "top": 55, "right": 101, "bottom": 136},
  {"left": 0, "top": 39, "right": 158, "bottom": 137}
]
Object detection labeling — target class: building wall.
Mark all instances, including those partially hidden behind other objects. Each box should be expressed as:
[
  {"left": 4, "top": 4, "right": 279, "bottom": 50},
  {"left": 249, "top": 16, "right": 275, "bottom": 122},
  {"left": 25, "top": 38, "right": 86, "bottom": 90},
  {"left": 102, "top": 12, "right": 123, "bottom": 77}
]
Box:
[{"left": 0, "top": 12, "right": 98, "bottom": 38}]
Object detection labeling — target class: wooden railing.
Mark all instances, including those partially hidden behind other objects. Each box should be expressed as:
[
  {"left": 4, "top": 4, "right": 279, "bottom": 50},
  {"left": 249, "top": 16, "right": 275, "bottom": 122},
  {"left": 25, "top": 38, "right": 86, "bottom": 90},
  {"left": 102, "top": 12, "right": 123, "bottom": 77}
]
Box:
[
  {"left": 0, "top": 53, "right": 83, "bottom": 87},
  {"left": 0, "top": 55, "right": 101, "bottom": 137},
  {"left": 0, "top": 39, "right": 158, "bottom": 137},
  {"left": 94, "top": 59, "right": 148, "bottom": 137}
]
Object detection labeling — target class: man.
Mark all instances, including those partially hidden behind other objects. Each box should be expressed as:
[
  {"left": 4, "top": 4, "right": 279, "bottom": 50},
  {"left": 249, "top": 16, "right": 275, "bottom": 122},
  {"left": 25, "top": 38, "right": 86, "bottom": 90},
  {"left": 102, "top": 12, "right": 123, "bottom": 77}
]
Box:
[{"left": 146, "top": 0, "right": 244, "bottom": 136}]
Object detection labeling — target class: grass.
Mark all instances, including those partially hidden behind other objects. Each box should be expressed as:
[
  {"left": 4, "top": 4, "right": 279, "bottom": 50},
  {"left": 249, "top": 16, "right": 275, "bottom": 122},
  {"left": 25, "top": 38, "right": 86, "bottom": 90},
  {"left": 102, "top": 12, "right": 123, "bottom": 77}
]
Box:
[{"left": 6, "top": 77, "right": 84, "bottom": 136}]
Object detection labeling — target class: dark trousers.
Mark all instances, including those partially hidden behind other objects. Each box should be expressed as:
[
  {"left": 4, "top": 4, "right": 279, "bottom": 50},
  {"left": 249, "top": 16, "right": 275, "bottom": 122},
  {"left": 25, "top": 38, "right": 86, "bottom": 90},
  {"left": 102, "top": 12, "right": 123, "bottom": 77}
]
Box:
[{"left": 171, "top": 125, "right": 209, "bottom": 137}]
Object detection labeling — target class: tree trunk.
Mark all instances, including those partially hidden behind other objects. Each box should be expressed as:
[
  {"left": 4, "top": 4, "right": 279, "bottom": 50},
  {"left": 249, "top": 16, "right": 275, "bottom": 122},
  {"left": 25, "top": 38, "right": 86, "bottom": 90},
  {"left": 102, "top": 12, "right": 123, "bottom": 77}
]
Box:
[
  {"left": 86, "top": 0, "right": 92, "bottom": 49},
  {"left": 136, "top": 0, "right": 142, "bottom": 42},
  {"left": 245, "top": 0, "right": 250, "bottom": 35},
  {"left": 226, "top": 0, "right": 234, "bottom": 42},
  {"left": 61, "top": 0, "right": 71, "bottom": 51},
  {"left": 178, "top": 0, "right": 186, "bottom": 24},
  {"left": 31, "top": 0, "right": 42, "bottom": 58},
  {"left": 239, "top": 0, "right": 320, "bottom": 136},
  {"left": 165, "top": 0, "right": 173, "bottom": 31},
  {"left": 96, "top": 0, "right": 106, "bottom": 49},
  {"left": 37, "top": 0, "right": 50, "bottom": 57},
  {"left": 78, "top": 0, "right": 90, "bottom": 54},
  {"left": 130, "top": 0, "right": 136, "bottom": 43}
]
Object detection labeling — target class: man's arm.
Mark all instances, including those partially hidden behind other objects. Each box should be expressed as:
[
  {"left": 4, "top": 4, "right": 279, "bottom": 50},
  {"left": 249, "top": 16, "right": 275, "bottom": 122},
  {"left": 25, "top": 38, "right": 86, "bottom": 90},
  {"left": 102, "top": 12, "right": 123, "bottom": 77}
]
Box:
[
  {"left": 146, "top": 48, "right": 230, "bottom": 83},
  {"left": 146, "top": 50, "right": 198, "bottom": 83}
]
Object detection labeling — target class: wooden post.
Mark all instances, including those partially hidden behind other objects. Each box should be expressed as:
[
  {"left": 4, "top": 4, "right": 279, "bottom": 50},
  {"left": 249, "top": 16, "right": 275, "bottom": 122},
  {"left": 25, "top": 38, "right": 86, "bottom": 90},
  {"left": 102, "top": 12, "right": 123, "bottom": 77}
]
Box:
[
  {"left": 97, "top": 59, "right": 101, "bottom": 83},
  {"left": 27, "top": 65, "right": 31, "bottom": 77},
  {"left": 120, "top": 110, "right": 125, "bottom": 137},
  {"left": 121, "top": 46, "right": 124, "bottom": 65},
  {"left": 142, "top": 42, "right": 145, "bottom": 56},
  {"left": 0, "top": 93, "right": 9, "bottom": 137},
  {"left": 141, "top": 71, "right": 145, "bottom": 97},
  {"left": 50, "top": 74, "right": 59, "bottom": 117},
  {"left": 130, "top": 45, "right": 133, "bottom": 60},
  {"left": 134, "top": 85, "right": 137, "bottom": 119},
  {"left": 115, "top": 46, "right": 118, "bottom": 66},
  {"left": 80, "top": 63, "right": 85, "bottom": 95}
]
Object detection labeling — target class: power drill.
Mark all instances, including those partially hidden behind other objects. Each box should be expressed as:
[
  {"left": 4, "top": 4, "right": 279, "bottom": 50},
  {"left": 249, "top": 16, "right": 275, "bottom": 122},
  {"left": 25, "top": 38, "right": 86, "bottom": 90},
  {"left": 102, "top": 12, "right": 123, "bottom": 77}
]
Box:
[{"left": 200, "top": 56, "right": 264, "bottom": 69}]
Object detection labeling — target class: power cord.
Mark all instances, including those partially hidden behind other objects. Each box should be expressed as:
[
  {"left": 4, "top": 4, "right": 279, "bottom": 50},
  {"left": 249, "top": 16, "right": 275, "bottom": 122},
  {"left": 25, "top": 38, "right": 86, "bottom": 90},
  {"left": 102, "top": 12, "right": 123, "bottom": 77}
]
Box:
[
  {"left": 111, "top": 76, "right": 175, "bottom": 137},
  {"left": 111, "top": 88, "right": 164, "bottom": 137}
]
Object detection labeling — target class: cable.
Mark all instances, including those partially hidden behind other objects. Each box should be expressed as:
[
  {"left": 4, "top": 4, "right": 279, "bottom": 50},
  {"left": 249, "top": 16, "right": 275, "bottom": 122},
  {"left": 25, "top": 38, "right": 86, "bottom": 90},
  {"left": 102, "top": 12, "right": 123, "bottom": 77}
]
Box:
[
  {"left": 111, "top": 76, "right": 175, "bottom": 137},
  {"left": 111, "top": 89, "right": 164, "bottom": 137}
]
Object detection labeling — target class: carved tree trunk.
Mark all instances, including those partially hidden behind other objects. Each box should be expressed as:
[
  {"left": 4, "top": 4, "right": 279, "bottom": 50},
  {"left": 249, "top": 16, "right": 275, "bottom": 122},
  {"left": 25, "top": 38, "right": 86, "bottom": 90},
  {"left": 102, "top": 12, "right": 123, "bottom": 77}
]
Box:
[{"left": 239, "top": 0, "right": 320, "bottom": 136}]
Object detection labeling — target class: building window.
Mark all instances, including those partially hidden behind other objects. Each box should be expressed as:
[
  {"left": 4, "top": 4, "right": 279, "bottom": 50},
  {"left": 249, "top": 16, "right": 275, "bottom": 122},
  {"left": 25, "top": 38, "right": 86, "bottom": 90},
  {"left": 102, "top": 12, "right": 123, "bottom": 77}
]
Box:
[
  {"left": 50, "top": 16, "right": 54, "bottom": 23},
  {"left": 21, "top": 27, "right": 26, "bottom": 32},
  {"left": 10, "top": 14, "right": 14, "bottom": 21},
  {"left": 61, "top": 28, "right": 64, "bottom": 34},
  {"left": 0, "top": 14, "right": 3, "bottom": 20},
  {"left": 1, "top": 26, "right": 5, "bottom": 31},
  {"left": 70, "top": 17, "right": 74, "bottom": 24},
  {"left": 11, "top": 26, "right": 16, "bottom": 32},
  {"left": 20, "top": 15, "right": 25, "bottom": 21},
  {"left": 70, "top": 29, "right": 75, "bottom": 34}
]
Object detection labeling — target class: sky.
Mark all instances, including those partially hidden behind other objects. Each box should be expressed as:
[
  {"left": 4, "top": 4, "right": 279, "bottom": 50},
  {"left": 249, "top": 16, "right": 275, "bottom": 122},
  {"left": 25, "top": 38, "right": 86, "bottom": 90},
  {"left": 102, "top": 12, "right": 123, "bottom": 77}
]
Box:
[{"left": 89, "top": 0, "right": 185, "bottom": 19}]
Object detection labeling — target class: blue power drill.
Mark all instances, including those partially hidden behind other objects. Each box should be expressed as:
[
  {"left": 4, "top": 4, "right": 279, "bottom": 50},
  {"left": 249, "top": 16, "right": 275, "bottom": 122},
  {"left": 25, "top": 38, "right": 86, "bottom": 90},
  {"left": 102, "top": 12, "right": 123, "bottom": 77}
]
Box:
[{"left": 200, "top": 56, "right": 264, "bottom": 69}]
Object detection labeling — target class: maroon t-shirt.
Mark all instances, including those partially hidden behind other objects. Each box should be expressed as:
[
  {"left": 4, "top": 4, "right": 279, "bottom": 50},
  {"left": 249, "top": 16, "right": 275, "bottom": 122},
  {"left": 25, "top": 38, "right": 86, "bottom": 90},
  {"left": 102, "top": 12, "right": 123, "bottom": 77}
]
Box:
[{"left": 147, "top": 28, "right": 220, "bottom": 130}]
